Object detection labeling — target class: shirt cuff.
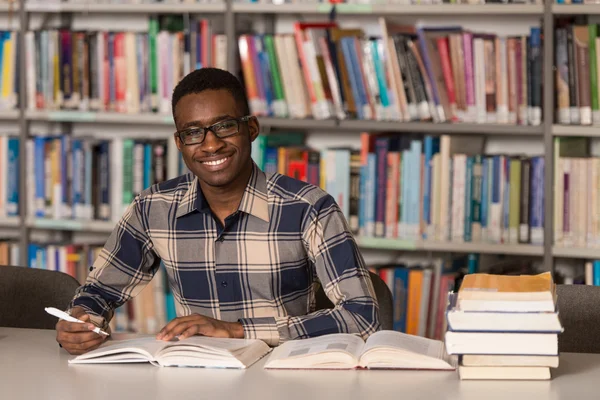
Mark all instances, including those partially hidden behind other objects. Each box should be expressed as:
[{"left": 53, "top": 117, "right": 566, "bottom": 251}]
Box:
[{"left": 238, "top": 317, "right": 280, "bottom": 347}]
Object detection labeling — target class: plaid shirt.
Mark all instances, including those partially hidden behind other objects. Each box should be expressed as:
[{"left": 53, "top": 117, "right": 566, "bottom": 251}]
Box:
[{"left": 70, "top": 162, "right": 380, "bottom": 346}]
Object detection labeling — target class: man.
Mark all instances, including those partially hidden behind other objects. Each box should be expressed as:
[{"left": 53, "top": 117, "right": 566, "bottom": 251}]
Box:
[{"left": 56, "top": 68, "right": 380, "bottom": 355}]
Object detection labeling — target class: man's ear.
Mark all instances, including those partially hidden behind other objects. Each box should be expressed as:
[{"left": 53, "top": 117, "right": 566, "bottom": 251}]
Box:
[
  {"left": 248, "top": 116, "right": 260, "bottom": 143},
  {"left": 174, "top": 134, "right": 182, "bottom": 151}
]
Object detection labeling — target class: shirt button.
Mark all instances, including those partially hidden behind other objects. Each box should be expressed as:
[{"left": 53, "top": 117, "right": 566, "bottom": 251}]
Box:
[{"left": 221, "top": 281, "right": 228, "bottom": 287}]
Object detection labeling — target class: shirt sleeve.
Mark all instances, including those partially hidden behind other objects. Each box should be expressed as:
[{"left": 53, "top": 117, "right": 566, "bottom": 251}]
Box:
[
  {"left": 239, "top": 193, "right": 381, "bottom": 346},
  {"left": 67, "top": 196, "right": 161, "bottom": 329}
]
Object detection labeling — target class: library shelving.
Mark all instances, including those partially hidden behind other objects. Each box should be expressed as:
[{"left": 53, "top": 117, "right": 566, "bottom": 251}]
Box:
[
  {"left": 1, "top": 0, "right": 599, "bottom": 279},
  {"left": 553, "top": 246, "right": 600, "bottom": 260}
]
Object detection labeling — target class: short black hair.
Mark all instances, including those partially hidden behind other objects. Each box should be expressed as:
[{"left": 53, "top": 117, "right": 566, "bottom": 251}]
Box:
[{"left": 171, "top": 67, "right": 250, "bottom": 119}]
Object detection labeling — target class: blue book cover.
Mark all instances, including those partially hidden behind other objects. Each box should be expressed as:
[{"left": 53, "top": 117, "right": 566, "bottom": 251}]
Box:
[
  {"left": 34, "top": 137, "right": 46, "bottom": 217},
  {"left": 371, "top": 39, "right": 390, "bottom": 109},
  {"left": 264, "top": 147, "right": 278, "bottom": 176},
  {"left": 594, "top": 261, "right": 600, "bottom": 286},
  {"left": 366, "top": 153, "right": 377, "bottom": 237},
  {"left": 530, "top": 156, "right": 545, "bottom": 245},
  {"left": 6, "top": 137, "right": 19, "bottom": 216},
  {"left": 28, "top": 244, "right": 38, "bottom": 269},
  {"left": 423, "top": 136, "right": 440, "bottom": 239},
  {"left": 392, "top": 267, "right": 409, "bottom": 333},
  {"left": 374, "top": 137, "right": 390, "bottom": 237},
  {"left": 143, "top": 143, "right": 152, "bottom": 190},
  {"left": 503, "top": 158, "right": 511, "bottom": 242},
  {"left": 71, "top": 139, "right": 83, "bottom": 219},
  {"left": 340, "top": 37, "right": 365, "bottom": 120},
  {"left": 256, "top": 36, "right": 274, "bottom": 116},
  {"left": 481, "top": 157, "right": 489, "bottom": 233},
  {"left": 464, "top": 156, "right": 474, "bottom": 242},
  {"left": 108, "top": 33, "right": 116, "bottom": 108}
]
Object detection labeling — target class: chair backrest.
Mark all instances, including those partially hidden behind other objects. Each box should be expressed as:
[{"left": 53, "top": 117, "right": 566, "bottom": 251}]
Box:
[
  {"left": 314, "top": 271, "right": 394, "bottom": 331},
  {"left": 556, "top": 284, "right": 600, "bottom": 354},
  {"left": 0, "top": 266, "right": 81, "bottom": 330}
]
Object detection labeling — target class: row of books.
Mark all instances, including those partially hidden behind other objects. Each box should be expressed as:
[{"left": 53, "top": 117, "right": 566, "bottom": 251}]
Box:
[
  {"left": 24, "top": 136, "right": 175, "bottom": 222},
  {"left": 31, "top": 0, "right": 223, "bottom": 4},
  {"left": 445, "top": 272, "right": 561, "bottom": 380},
  {"left": 24, "top": 19, "right": 227, "bottom": 114},
  {"left": 239, "top": 22, "right": 543, "bottom": 126},
  {"left": 554, "top": 137, "right": 600, "bottom": 248},
  {"left": 255, "top": 133, "right": 545, "bottom": 244},
  {"left": 555, "top": 20, "right": 600, "bottom": 126},
  {"left": 0, "top": 241, "right": 18, "bottom": 266}
]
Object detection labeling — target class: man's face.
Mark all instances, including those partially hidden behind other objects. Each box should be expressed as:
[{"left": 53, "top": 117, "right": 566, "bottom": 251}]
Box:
[{"left": 173, "top": 89, "right": 258, "bottom": 188}]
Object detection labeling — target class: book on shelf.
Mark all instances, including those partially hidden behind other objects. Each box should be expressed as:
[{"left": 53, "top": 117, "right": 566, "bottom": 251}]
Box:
[
  {"left": 253, "top": 132, "right": 545, "bottom": 246},
  {"left": 264, "top": 331, "right": 457, "bottom": 370},
  {"left": 69, "top": 335, "right": 271, "bottom": 369},
  {"left": 238, "top": 21, "right": 543, "bottom": 126},
  {"left": 0, "top": 241, "right": 19, "bottom": 266},
  {"left": 554, "top": 137, "right": 600, "bottom": 250},
  {"left": 25, "top": 17, "right": 227, "bottom": 115},
  {"left": 24, "top": 135, "right": 176, "bottom": 223},
  {"left": 0, "top": 135, "right": 19, "bottom": 217}
]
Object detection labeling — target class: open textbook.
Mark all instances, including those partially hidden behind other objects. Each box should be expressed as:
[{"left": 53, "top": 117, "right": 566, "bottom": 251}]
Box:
[
  {"left": 69, "top": 336, "right": 271, "bottom": 369},
  {"left": 264, "top": 331, "right": 457, "bottom": 370}
]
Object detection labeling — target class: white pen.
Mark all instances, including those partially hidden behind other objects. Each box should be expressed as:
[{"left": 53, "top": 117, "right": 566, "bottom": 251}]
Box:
[{"left": 45, "top": 307, "right": 110, "bottom": 336}]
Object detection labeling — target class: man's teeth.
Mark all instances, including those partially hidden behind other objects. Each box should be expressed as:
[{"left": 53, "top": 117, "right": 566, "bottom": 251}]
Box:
[{"left": 203, "top": 158, "right": 228, "bottom": 166}]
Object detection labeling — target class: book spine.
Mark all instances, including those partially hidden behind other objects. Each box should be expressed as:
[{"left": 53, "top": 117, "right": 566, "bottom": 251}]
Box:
[{"left": 519, "top": 158, "right": 532, "bottom": 243}]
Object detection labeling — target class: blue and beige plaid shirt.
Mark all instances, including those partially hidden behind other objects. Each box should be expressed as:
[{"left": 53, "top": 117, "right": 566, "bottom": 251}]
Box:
[{"left": 70, "top": 162, "right": 380, "bottom": 346}]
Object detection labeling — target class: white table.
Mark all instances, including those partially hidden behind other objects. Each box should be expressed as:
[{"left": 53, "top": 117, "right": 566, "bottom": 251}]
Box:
[{"left": 0, "top": 327, "right": 598, "bottom": 400}]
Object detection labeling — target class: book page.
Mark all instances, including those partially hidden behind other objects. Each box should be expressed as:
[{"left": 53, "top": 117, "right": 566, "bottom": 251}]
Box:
[
  {"left": 268, "top": 334, "right": 365, "bottom": 363},
  {"left": 363, "top": 331, "right": 445, "bottom": 360},
  {"left": 71, "top": 337, "right": 169, "bottom": 362}
]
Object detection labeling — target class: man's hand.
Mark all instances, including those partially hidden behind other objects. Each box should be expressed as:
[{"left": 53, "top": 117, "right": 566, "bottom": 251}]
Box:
[
  {"left": 55, "top": 306, "right": 108, "bottom": 355},
  {"left": 156, "top": 314, "right": 244, "bottom": 341}
]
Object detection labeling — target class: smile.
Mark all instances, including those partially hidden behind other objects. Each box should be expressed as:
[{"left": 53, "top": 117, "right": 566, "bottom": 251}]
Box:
[{"left": 202, "top": 157, "right": 228, "bottom": 166}]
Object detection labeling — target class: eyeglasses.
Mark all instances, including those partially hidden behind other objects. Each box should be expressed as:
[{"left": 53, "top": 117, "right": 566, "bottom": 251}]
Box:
[{"left": 175, "top": 115, "right": 254, "bottom": 146}]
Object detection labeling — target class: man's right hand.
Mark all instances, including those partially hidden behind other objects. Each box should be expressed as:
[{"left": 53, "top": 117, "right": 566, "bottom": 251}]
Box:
[{"left": 55, "top": 307, "right": 108, "bottom": 355}]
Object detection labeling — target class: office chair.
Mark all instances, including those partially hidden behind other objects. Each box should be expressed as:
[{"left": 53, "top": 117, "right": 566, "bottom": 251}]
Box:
[
  {"left": 556, "top": 284, "right": 600, "bottom": 354},
  {"left": 0, "top": 265, "right": 81, "bottom": 330},
  {"left": 315, "top": 271, "right": 394, "bottom": 330}
]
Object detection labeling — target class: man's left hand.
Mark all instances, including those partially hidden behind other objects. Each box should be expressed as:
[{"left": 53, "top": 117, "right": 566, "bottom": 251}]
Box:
[{"left": 156, "top": 314, "right": 244, "bottom": 341}]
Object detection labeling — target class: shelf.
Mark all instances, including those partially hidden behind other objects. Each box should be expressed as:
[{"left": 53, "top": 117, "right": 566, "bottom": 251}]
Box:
[
  {"left": 553, "top": 4, "right": 600, "bottom": 15},
  {"left": 0, "top": 109, "right": 19, "bottom": 120},
  {"left": 233, "top": 3, "right": 544, "bottom": 15},
  {"left": 553, "top": 246, "right": 600, "bottom": 259},
  {"left": 0, "top": 3, "right": 17, "bottom": 12},
  {"left": 27, "top": 218, "right": 115, "bottom": 233},
  {"left": 356, "top": 236, "right": 544, "bottom": 256},
  {"left": 553, "top": 124, "right": 600, "bottom": 137},
  {"left": 26, "top": 110, "right": 174, "bottom": 125},
  {"left": 337, "top": 120, "right": 544, "bottom": 135},
  {"left": 25, "top": 1, "right": 225, "bottom": 13},
  {"left": 258, "top": 117, "right": 338, "bottom": 130},
  {"left": 0, "top": 216, "right": 20, "bottom": 228}
]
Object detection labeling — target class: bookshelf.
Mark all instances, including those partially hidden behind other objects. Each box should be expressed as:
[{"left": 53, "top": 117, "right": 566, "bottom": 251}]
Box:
[{"left": 1, "top": 0, "right": 598, "bottom": 280}]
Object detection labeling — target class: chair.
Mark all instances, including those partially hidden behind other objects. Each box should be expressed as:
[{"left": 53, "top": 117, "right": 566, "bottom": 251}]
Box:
[
  {"left": 0, "top": 266, "right": 81, "bottom": 330},
  {"left": 315, "top": 271, "right": 394, "bottom": 330},
  {"left": 556, "top": 284, "right": 600, "bottom": 354}
]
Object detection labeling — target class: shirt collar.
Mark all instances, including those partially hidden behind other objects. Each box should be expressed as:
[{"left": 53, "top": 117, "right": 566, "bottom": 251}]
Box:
[{"left": 176, "top": 162, "right": 270, "bottom": 223}]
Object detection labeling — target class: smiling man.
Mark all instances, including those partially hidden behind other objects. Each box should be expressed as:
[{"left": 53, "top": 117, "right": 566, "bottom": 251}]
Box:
[{"left": 55, "top": 68, "right": 380, "bottom": 355}]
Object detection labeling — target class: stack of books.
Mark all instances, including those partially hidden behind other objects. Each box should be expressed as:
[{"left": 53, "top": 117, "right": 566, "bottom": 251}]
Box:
[{"left": 444, "top": 272, "right": 562, "bottom": 380}]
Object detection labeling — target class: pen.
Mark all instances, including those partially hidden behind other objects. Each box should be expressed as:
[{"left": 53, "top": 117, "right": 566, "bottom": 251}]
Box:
[{"left": 45, "top": 307, "right": 110, "bottom": 337}]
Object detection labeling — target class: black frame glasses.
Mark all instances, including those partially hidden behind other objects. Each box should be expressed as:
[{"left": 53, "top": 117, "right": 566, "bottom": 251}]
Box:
[{"left": 175, "top": 115, "right": 254, "bottom": 146}]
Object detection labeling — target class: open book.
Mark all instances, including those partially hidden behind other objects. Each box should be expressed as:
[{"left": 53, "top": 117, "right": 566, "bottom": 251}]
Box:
[
  {"left": 264, "top": 331, "right": 457, "bottom": 370},
  {"left": 69, "top": 336, "right": 271, "bottom": 369}
]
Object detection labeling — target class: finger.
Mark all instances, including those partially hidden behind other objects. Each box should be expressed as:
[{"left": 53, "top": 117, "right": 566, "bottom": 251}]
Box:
[
  {"left": 63, "top": 336, "right": 106, "bottom": 355},
  {"left": 57, "top": 320, "right": 97, "bottom": 333},
  {"left": 178, "top": 325, "right": 200, "bottom": 340},
  {"left": 157, "top": 315, "right": 204, "bottom": 339},
  {"left": 160, "top": 321, "right": 198, "bottom": 341},
  {"left": 59, "top": 330, "right": 103, "bottom": 345}
]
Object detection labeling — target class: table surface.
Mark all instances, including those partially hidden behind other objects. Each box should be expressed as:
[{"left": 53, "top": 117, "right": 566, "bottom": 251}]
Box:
[{"left": 1, "top": 327, "right": 599, "bottom": 400}]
